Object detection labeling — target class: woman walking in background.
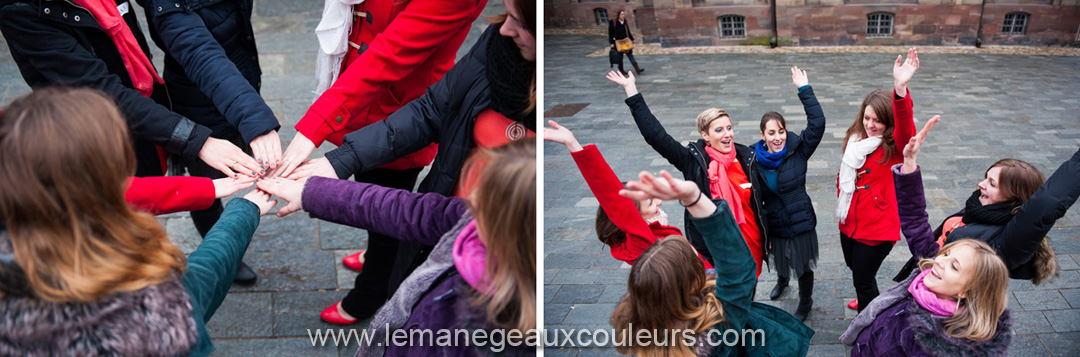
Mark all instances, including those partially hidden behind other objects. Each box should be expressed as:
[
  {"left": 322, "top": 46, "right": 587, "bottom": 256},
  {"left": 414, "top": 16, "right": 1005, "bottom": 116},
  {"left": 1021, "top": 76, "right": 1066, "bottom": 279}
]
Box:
[
  {"left": 758, "top": 66, "right": 825, "bottom": 322},
  {"left": 837, "top": 48, "right": 918, "bottom": 312},
  {"left": 608, "top": 10, "right": 643, "bottom": 76}
]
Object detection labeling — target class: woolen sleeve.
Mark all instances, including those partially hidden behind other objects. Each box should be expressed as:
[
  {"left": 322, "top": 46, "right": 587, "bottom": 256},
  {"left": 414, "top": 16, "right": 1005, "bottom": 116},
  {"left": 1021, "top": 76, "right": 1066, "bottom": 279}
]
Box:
[
  {"left": 295, "top": 0, "right": 486, "bottom": 146},
  {"left": 891, "top": 90, "right": 915, "bottom": 156},
  {"left": 625, "top": 93, "right": 694, "bottom": 173},
  {"left": 892, "top": 164, "right": 940, "bottom": 259},
  {"left": 301, "top": 176, "right": 467, "bottom": 246},
  {"left": 695, "top": 199, "right": 755, "bottom": 332},
  {"left": 181, "top": 198, "right": 261, "bottom": 321},
  {"left": 125, "top": 176, "right": 215, "bottom": 215}
]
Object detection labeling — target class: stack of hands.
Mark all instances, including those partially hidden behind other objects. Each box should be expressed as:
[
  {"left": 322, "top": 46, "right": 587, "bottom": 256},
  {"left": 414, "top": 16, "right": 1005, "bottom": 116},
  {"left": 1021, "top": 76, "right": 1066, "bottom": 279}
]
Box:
[{"left": 203, "top": 133, "right": 335, "bottom": 217}]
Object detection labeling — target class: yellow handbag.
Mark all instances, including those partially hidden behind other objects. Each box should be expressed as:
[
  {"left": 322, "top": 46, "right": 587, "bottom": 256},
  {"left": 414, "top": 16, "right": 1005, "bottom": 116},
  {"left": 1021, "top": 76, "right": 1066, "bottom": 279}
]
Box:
[{"left": 615, "top": 22, "right": 633, "bottom": 53}]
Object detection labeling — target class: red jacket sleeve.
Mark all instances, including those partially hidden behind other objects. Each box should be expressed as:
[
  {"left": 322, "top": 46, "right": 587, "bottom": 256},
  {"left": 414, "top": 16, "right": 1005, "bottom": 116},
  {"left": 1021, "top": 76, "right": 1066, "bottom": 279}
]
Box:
[
  {"left": 125, "top": 176, "right": 215, "bottom": 215},
  {"left": 571, "top": 145, "right": 657, "bottom": 264},
  {"left": 891, "top": 90, "right": 915, "bottom": 157},
  {"left": 295, "top": 0, "right": 487, "bottom": 146}
]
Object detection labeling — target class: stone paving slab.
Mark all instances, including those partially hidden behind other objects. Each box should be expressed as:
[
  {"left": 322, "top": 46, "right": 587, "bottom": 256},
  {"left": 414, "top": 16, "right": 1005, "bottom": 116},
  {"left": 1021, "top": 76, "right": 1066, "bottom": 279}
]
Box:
[
  {"left": 0, "top": 1, "right": 504, "bottom": 355},
  {"left": 543, "top": 33, "right": 1080, "bottom": 355}
]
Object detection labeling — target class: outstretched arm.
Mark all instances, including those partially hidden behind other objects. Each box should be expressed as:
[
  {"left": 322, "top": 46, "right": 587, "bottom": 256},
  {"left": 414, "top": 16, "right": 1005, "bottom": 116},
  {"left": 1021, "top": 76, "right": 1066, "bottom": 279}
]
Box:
[
  {"left": 997, "top": 145, "right": 1080, "bottom": 270},
  {"left": 893, "top": 47, "right": 919, "bottom": 98},
  {"left": 791, "top": 66, "right": 826, "bottom": 158},
  {"left": 606, "top": 72, "right": 695, "bottom": 173},
  {"left": 894, "top": 115, "right": 942, "bottom": 259}
]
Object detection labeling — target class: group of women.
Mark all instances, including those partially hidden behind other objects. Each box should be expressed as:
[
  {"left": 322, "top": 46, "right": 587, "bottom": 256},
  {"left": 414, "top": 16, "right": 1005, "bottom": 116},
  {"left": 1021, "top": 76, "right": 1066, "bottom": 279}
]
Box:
[
  {"left": 0, "top": 0, "right": 537, "bottom": 355},
  {"left": 546, "top": 47, "right": 1080, "bottom": 355}
]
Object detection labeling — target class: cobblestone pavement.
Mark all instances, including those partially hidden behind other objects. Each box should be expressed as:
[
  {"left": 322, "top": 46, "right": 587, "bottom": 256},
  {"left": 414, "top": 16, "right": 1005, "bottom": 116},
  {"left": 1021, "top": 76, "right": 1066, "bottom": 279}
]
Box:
[
  {"left": 542, "top": 34, "right": 1080, "bottom": 356},
  {"left": 0, "top": 1, "right": 500, "bottom": 355}
]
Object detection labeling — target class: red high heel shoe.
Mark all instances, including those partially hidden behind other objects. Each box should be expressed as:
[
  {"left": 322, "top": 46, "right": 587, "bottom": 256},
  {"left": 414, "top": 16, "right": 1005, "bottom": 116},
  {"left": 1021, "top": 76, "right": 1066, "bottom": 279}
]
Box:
[
  {"left": 342, "top": 250, "right": 365, "bottom": 272},
  {"left": 320, "top": 301, "right": 358, "bottom": 325},
  {"left": 847, "top": 298, "right": 859, "bottom": 310}
]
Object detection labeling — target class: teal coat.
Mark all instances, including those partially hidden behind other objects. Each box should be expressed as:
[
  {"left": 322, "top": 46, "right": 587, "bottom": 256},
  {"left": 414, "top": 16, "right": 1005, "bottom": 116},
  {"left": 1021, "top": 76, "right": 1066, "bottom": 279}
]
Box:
[
  {"left": 696, "top": 199, "right": 814, "bottom": 356},
  {"left": 180, "top": 199, "right": 261, "bottom": 356}
]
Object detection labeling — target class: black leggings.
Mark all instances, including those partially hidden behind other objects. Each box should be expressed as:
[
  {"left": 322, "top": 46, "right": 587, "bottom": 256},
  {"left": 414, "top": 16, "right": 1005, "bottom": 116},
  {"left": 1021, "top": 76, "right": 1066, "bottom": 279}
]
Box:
[
  {"left": 840, "top": 233, "right": 894, "bottom": 312},
  {"left": 340, "top": 167, "right": 423, "bottom": 319}
]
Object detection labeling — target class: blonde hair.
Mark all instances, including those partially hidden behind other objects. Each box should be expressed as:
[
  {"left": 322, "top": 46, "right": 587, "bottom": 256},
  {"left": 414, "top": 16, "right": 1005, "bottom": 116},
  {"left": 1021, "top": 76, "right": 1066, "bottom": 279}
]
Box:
[
  {"left": 917, "top": 239, "right": 1008, "bottom": 342},
  {"left": 695, "top": 108, "right": 730, "bottom": 133},
  {"left": 611, "top": 237, "right": 724, "bottom": 356},
  {"left": 467, "top": 138, "right": 536, "bottom": 333},
  {"left": 0, "top": 87, "right": 185, "bottom": 303}
]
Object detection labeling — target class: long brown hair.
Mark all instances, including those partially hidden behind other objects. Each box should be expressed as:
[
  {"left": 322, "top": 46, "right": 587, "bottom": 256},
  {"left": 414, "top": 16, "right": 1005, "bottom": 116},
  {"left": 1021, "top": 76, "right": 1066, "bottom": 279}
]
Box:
[
  {"left": 843, "top": 89, "right": 897, "bottom": 163},
  {"left": 611, "top": 237, "right": 723, "bottom": 356},
  {"left": 467, "top": 138, "right": 536, "bottom": 333},
  {"left": 984, "top": 158, "right": 1058, "bottom": 284},
  {"left": 917, "top": 239, "right": 1008, "bottom": 342},
  {"left": 595, "top": 182, "right": 641, "bottom": 246},
  {"left": 0, "top": 87, "right": 185, "bottom": 303}
]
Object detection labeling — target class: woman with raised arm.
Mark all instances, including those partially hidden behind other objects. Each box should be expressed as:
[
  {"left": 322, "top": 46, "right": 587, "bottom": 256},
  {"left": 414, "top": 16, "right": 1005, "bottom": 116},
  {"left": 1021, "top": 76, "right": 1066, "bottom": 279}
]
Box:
[
  {"left": 606, "top": 70, "right": 766, "bottom": 277},
  {"left": 0, "top": 87, "right": 274, "bottom": 356},
  {"left": 612, "top": 170, "right": 811, "bottom": 356},
  {"left": 839, "top": 116, "right": 1015, "bottom": 355},
  {"left": 756, "top": 67, "right": 826, "bottom": 322},
  {"left": 544, "top": 120, "right": 712, "bottom": 269},
  {"left": 836, "top": 48, "right": 919, "bottom": 312},
  {"left": 258, "top": 139, "right": 535, "bottom": 356}
]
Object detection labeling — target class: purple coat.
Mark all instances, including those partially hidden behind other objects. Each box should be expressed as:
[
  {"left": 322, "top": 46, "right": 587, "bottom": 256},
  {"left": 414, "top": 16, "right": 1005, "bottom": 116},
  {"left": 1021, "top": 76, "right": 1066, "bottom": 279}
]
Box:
[
  {"left": 839, "top": 165, "right": 1013, "bottom": 356},
  {"left": 302, "top": 177, "right": 533, "bottom": 356}
]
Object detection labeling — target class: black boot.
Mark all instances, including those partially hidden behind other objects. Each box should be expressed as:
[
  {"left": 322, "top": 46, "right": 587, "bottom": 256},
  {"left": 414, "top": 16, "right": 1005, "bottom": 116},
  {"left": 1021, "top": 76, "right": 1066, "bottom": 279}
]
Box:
[
  {"left": 794, "top": 271, "right": 814, "bottom": 321},
  {"left": 769, "top": 276, "right": 788, "bottom": 300},
  {"left": 233, "top": 261, "right": 258, "bottom": 285},
  {"left": 618, "top": 62, "right": 627, "bottom": 76},
  {"left": 632, "top": 61, "right": 645, "bottom": 74}
]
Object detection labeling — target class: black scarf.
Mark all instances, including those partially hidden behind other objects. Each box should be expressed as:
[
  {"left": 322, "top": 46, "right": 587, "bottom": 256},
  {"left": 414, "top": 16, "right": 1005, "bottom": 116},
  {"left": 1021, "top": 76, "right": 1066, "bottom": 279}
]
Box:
[
  {"left": 485, "top": 24, "right": 536, "bottom": 129},
  {"left": 961, "top": 190, "right": 1021, "bottom": 226}
]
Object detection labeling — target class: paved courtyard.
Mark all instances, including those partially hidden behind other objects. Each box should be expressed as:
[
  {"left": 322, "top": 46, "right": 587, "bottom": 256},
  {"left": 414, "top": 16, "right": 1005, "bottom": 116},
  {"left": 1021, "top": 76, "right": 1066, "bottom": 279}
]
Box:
[
  {"left": 542, "top": 34, "right": 1080, "bottom": 355},
  {"left": 0, "top": 1, "right": 500, "bottom": 355}
]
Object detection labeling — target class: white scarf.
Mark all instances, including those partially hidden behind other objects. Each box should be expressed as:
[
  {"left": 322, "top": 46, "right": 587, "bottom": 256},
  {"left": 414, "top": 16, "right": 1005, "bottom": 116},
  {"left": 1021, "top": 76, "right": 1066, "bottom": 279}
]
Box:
[
  {"left": 644, "top": 208, "right": 669, "bottom": 227},
  {"left": 836, "top": 135, "right": 882, "bottom": 223},
  {"left": 314, "top": 0, "right": 365, "bottom": 98}
]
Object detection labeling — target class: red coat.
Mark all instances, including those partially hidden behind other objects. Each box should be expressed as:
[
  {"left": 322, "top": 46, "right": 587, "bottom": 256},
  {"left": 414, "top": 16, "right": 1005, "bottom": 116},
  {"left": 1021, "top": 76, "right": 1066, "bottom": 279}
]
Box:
[
  {"left": 572, "top": 145, "right": 713, "bottom": 269},
  {"left": 295, "top": 0, "right": 487, "bottom": 170},
  {"left": 838, "top": 91, "right": 915, "bottom": 244},
  {"left": 126, "top": 176, "right": 215, "bottom": 215}
]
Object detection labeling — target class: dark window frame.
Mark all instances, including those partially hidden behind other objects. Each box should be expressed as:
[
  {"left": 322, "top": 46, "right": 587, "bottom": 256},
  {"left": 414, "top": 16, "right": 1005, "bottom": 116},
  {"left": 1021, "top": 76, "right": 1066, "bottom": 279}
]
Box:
[
  {"left": 718, "top": 15, "right": 746, "bottom": 39},
  {"left": 1002, "top": 12, "right": 1029, "bottom": 35},
  {"left": 594, "top": 8, "right": 609, "bottom": 26},
  {"left": 867, "top": 12, "right": 894, "bottom": 38}
]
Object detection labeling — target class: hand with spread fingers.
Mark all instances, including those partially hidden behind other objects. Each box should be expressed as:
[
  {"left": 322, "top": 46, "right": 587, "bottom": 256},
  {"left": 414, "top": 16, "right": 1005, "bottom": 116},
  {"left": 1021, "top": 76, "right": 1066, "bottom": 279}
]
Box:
[
  {"left": 893, "top": 47, "right": 919, "bottom": 98},
  {"left": 250, "top": 130, "right": 282, "bottom": 174},
  {"left": 605, "top": 70, "right": 639, "bottom": 98},
  {"left": 242, "top": 188, "right": 278, "bottom": 216},
  {"left": 273, "top": 133, "right": 318, "bottom": 178},
  {"left": 620, "top": 170, "right": 717, "bottom": 218},
  {"left": 286, "top": 156, "right": 337, "bottom": 181},
  {"left": 199, "top": 137, "right": 261, "bottom": 178},
  {"left": 212, "top": 175, "right": 257, "bottom": 198},
  {"left": 543, "top": 120, "right": 584, "bottom": 152},
  {"left": 256, "top": 177, "right": 308, "bottom": 217},
  {"left": 791, "top": 66, "right": 809, "bottom": 88},
  {"left": 901, "top": 115, "right": 940, "bottom": 174}
]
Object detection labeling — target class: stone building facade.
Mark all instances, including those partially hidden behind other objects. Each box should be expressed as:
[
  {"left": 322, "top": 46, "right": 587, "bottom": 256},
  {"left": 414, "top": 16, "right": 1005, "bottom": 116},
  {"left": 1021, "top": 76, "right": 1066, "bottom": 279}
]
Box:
[{"left": 546, "top": 0, "right": 1080, "bottom": 46}]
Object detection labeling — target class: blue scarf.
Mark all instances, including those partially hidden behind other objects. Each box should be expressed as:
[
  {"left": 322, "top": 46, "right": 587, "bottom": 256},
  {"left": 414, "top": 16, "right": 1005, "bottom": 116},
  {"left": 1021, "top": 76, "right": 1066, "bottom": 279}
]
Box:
[{"left": 754, "top": 140, "right": 786, "bottom": 170}]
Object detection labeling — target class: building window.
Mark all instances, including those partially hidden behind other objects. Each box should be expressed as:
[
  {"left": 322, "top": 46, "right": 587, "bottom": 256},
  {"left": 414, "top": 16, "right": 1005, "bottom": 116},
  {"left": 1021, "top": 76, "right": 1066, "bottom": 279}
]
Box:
[
  {"left": 867, "top": 12, "right": 893, "bottom": 37},
  {"left": 1002, "top": 12, "right": 1028, "bottom": 34},
  {"left": 718, "top": 15, "right": 746, "bottom": 39},
  {"left": 594, "top": 8, "right": 609, "bottom": 25}
]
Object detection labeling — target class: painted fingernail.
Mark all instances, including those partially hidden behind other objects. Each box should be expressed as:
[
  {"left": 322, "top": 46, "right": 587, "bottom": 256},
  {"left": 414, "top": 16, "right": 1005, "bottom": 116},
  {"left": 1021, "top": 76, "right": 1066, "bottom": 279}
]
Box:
[{"left": 258, "top": 158, "right": 262, "bottom": 162}]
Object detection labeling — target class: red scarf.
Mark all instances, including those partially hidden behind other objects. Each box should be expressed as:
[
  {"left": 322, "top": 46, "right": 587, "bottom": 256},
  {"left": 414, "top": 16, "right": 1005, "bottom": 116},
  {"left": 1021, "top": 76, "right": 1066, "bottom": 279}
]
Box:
[
  {"left": 704, "top": 145, "right": 746, "bottom": 224},
  {"left": 74, "top": 0, "right": 163, "bottom": 97}
]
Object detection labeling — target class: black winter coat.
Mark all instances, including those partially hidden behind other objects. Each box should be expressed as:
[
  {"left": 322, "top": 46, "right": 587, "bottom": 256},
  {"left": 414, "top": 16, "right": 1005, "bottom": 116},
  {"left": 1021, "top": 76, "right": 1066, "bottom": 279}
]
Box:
[
  {"left": 324, "top": 23, "right": 535, "bottom": 197},
  {"left": 0, "top": 0, "right": 211, "bottom": 176},
  {"left": 608, "top": 19, "right": 632, "bottom": 45},
  {"left": 140, "top": 0, "right": 278, "bottom": 144},
  {"left": 625, "top": 93, "right": 768, "bottom": 265},
  {"left": 756, "top": 86, "right": 825, "bottom": 239},
  {"left": 895, "top": 145, "right": 1080, "bottom": 281}
]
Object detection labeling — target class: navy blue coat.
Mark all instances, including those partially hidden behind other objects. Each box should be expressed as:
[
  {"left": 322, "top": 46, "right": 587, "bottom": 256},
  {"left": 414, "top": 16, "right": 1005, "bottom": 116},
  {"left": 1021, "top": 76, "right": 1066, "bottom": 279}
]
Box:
[
  {"left": 756, "top": 86, "right": 825, "bottom": 239},
  {"left": 0, "top": 0, "right": 212, "bottom": 176},
  {"left": 140, "top": 0, "right": 278, "bottom": 144}
]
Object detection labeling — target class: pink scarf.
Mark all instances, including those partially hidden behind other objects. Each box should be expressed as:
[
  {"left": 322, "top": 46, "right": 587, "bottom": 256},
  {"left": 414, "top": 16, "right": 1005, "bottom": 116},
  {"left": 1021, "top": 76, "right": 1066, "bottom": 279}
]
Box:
[
  {"left": 704, "top": 146, "right": 746, "bottom": 224},
  {"left": 73, "top": 0, "right": 163, "bottom": 97},
  {"left": 452, "top": 220, "right": 494, "bottom": 296},
  {"left": 908, "top": 269, "right": 960, "bottom": 317}
]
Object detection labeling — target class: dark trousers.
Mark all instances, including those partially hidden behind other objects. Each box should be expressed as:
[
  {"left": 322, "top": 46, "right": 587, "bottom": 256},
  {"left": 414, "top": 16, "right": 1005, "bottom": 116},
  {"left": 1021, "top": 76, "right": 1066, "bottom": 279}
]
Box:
[
  {"left": 610, "top": 49, "right": 638, "bottom": 74},
  {"left": 840, "top": 233, "right": 894, "bottom": 312},
  {"left": 340, "top": 167, "right": 423, "bottom": 319},
  {"left": 185, "top": 136, "right": 250, "bottom": 238}
]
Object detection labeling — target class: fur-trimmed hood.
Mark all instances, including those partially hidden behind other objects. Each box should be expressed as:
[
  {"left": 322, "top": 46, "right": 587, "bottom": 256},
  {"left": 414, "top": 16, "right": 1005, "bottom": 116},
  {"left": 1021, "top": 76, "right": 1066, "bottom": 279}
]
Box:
[
  {"left": 0, "top": 275, "right": 198, "bottom": 355},
  {"left": 907, "top": 297, "right": 1013, "bottom": 356}
]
